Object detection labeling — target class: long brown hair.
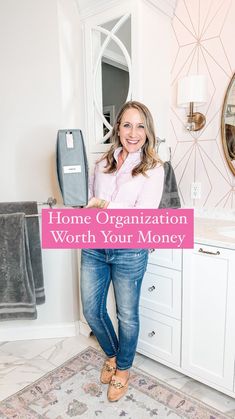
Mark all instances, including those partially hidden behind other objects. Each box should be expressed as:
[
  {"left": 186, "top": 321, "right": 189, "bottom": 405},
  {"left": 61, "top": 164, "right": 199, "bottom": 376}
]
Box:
[{"left": 100, "top": 101, "right": 162, "bottom": 176}]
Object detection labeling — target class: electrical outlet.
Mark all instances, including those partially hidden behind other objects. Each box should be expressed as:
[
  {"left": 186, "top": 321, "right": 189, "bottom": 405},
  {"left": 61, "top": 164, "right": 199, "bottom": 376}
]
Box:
[{"left": 191, "top": 182, "right": 201, "bottom": 199}]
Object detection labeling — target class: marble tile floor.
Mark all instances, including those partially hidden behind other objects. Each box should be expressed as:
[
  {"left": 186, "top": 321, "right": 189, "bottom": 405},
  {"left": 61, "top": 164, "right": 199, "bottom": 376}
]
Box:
[{"left": 0, "top": 334, "right": 235, "bottom": 417}]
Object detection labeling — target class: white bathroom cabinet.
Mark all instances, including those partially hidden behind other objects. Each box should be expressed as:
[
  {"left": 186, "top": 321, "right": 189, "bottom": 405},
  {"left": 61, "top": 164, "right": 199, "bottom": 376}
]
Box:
[
  {"left": 182, "top": 243, "right": 235, "bottom": 393},
  {"left": 137, "top": 244, "right": 235, "bottom": 398}
]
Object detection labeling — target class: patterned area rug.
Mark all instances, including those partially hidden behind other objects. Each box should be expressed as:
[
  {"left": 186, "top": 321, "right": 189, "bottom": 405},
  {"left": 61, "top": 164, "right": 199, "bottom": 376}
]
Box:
[{"left": 0, "top": 346, "right": 230, "bottom": 419}]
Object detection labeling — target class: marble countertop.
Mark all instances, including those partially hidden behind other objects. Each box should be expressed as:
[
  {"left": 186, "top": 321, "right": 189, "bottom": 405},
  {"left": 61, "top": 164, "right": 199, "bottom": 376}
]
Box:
[{"left": 194, "top": 217, "right": 235, "bottom": 250}]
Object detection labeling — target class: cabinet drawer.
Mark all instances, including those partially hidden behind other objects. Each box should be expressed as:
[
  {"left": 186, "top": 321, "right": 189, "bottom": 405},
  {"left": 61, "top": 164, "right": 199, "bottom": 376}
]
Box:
[
  {"left": 148, "top": 249, "right": 182, "bottom": 270},
  {"left": 140, "top": 265, "right": 181, "bottom": 319},
  {"left": 138, "top": 307, "right": 181, "bottom": 366}
]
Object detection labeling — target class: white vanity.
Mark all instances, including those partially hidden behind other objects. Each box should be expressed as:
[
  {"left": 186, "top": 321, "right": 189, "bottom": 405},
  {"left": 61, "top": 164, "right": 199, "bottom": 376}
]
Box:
[{"left": 136, "top": 215, "right": 235, "bottom": 398}]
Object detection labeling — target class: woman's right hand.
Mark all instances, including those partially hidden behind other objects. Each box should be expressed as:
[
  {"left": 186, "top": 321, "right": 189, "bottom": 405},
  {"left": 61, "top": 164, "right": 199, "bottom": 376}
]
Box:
[
  {"left": 85, "top": 197, "right": 100, "bottom": 208},
  {"left": 85, "top": 197, "right": 108, "bottom": 208}
]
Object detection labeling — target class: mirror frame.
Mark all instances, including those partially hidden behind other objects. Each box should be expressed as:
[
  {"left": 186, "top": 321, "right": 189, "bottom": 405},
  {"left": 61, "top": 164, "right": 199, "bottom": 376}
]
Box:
[
  {"left": 221, "top": 73, "right": 235, "bottom": 176},
  {"left": 92, "top": 15, "right": 132, "bottom": 144},
  {"left": 82, "top": 4, "right": 132, "bottom": 154}
]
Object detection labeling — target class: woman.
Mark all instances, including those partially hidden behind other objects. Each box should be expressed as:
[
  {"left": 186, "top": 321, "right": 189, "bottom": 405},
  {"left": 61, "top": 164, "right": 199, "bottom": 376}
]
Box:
[{"left": 80, "top": 101, "right": 164, "bottom": 402}]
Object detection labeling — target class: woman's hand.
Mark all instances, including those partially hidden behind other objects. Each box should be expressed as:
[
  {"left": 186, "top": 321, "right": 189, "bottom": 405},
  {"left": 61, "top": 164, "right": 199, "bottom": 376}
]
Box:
[{"left": 85, "top": 197, "right": 108, "bottom": 208}]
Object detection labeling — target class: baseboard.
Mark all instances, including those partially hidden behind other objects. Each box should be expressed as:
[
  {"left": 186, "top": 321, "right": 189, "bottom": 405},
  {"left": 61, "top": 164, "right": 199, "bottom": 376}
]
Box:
[
  {"left": 0, "top": 321, "right": 80, "bottom": 342},
  {"left": 78, "top": 320, "right": 92, "bottom": 337}
]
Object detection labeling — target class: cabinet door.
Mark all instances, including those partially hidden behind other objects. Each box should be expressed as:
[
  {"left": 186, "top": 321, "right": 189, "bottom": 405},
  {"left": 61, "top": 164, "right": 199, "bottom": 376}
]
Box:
[
  {"left": 148, "top": 249, "right": 182, "bottom": 270},
  {"left": 138, "top": 307, "right": 181, "bottom": 366},
  {"left": 137, "top": 307, "right": 181, "bottom": 366},
  {"left": 182, "top": 244, "right": 235, "bottom": 390}
]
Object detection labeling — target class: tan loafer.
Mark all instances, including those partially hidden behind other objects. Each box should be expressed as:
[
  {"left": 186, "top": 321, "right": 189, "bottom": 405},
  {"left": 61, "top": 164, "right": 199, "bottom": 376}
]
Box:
[
  {"left": 107, "top": 374, "right": 129, "bottom": 402},
  {"left": 100, "top": 360, "right": 116, "bottom": 384}
]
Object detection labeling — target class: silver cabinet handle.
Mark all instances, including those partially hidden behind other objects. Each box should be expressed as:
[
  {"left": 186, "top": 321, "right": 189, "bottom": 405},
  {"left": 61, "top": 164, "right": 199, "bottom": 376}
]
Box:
[
  {"left": 148, "top": 285, "right": 156, "bottom": 292},
  {"left": 148, "top": 331, "right": 155, "bottom": 337},
  {"left": 198, "top": 247, "right": 220, "bottom": 256}
]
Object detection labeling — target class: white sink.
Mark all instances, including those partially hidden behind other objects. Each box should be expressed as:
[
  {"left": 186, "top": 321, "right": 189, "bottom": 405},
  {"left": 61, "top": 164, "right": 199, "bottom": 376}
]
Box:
[{"left": 218, "top": 226, "right": 235, "bottom": 239}]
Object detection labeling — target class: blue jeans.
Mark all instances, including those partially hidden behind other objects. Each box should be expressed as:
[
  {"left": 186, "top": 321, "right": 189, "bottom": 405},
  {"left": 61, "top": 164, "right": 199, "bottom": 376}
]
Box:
[{"left": 80, "top": 249, "right": 148, "bottom": 370}]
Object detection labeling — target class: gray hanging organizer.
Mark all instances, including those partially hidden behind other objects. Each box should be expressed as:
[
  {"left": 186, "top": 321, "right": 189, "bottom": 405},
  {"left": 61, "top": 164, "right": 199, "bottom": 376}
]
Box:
[{"left": 56, "top": 129, "right": 89, "bottom": 207}]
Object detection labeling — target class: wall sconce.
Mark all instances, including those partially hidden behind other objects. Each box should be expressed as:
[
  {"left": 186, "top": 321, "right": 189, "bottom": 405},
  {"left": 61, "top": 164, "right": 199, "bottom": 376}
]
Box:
[{"left": 177, "top": 75, "right": 207, "bottom": 131}]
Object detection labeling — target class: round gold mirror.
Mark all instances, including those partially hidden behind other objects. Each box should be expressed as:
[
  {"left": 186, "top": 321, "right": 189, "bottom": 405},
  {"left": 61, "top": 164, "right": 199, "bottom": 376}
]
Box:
[{"left": 221, "top": 73, "right": 235, "bottom": 176}]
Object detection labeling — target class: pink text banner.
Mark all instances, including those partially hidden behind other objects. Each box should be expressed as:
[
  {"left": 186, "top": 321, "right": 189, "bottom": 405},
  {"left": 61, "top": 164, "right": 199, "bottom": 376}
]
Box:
[{"left": 42, "top": 208, "right": 194, "bottom": 249}]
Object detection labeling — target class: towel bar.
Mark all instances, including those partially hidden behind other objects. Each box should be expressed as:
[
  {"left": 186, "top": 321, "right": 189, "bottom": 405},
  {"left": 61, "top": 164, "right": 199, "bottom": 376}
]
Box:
[
  {"left": 25, "top": 197, "right": 57, "bottom": 218},
  {"left": 37, "top": 197, "right": 57, "bottom": 208}
]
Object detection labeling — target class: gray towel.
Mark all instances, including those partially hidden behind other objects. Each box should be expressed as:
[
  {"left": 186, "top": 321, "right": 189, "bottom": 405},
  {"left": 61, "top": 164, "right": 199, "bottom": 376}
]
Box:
[
  {"left": 159, "top": 161, "right": 181, "bottom": 209},
  {"left": 0, "top": 213, "right": 37, "bottom": 320},
  {"left": 0, "top": 202, "right": 45, "bottom": 304}
]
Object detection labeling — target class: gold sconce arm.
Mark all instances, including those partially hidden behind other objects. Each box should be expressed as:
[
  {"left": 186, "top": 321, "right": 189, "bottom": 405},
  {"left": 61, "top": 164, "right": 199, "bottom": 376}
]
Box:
[{"left": 186, "top": 102, "right": 206, "bottom": 131}]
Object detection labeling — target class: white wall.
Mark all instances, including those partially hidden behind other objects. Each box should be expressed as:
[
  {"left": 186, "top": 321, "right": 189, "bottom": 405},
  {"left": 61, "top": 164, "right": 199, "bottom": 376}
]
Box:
[
  {"left": 131, "top": 0, "right": 171, "bottom": 141},
  {"left": 138, "top": 2, "right": 171, "bottom": 140},
  {"left": 0, "top": 0, "right": 84, "bottom": 340}
]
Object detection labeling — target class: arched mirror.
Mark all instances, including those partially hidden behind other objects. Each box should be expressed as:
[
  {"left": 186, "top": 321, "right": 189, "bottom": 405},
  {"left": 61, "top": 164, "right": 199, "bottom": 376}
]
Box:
[
  {"left": 92, "top": 14, "right": 132, "bottom": 145},
  {"left": 221, "top": 74, "right": 235, "bottom": 176}
]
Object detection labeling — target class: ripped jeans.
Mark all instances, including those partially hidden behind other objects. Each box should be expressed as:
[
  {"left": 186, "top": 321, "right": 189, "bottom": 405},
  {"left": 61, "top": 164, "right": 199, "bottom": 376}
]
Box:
[{"left": 80, "top": 249, "right": 148, "bottom": 370}]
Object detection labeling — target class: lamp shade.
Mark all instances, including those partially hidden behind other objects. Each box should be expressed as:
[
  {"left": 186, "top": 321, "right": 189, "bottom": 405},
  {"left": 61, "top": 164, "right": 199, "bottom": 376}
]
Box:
[{"left": 177, "top": 74, "right": 207, "bottom": 107}]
